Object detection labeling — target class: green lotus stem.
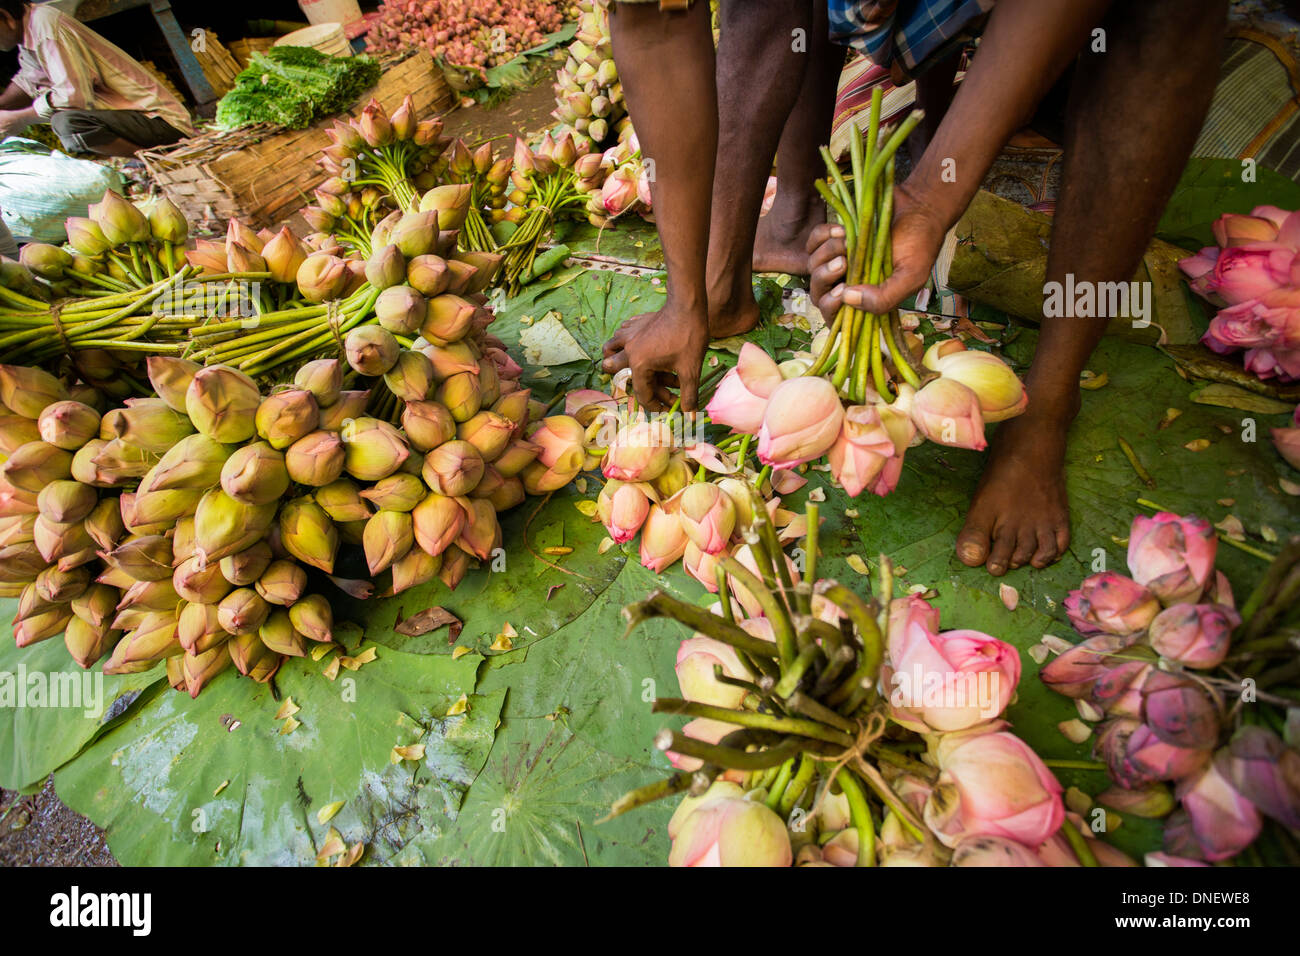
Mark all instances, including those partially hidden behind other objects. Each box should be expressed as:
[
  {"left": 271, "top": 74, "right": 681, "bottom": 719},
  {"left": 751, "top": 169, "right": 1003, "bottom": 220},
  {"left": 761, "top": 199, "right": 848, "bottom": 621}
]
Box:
[
  {"left": 1238, "top": 537, "right": 1300, "bottom": 639},
  {"left": 867, "top": 110, "right": 924, "bottom": 186},
  {"left": 787, "top": 691, "right": 858, "bottom": 736},
  {"left": 1042, "top": 759, "right": 1107, "bottom": 771},
  {"left": 753, "top": 497, "right": 800, "bottom": 616},
  {"left": 764, "top": 758, "right": 796, "bottom": 810},
  {"left": 720, "top": 557, "right": 797, "bottom": 668},
  {"left": 623, "top": 591, "right": 781, "bottom": 659},
  {"left": 819, "top": 145, "right": 856, "bottom": 219},
  {"left": 836, "top": 769, "right": 877, "bottom": 867},
  {"left": 804, "top": 503, "right": 820, "bottom": 585},
  {"left": 813, "top": 180, "right": 856, "bottom": 252},
  {"left": 818, "top": 584, "right": 883, "bottom": 701},
  {"left": 779, "top": 753, "right": 817, "bottom": 819},
  {"left": 713, "top": 566, "right": 736, "bottom": 625},
  {"left": 599, "top": 771, "right": 695, "bottom": 823},
  {"left": 811, "top": 645, "right": 858, "bottom": 699},
  {"left": 864, "top": 87, "right": 882, "bottom": 199},
  {"left": 773, "top": 643, "right": 823, "bottom": 699},
  {"left": 652, "top": 698, "right": 854, "bottom": 747},
  {"left": 1060, "top": 821, "right": 1098, "bottom": 867},
  {"left": 849, "top": 118, "right": 866, "bottom": 215},
  {"left": 883, "top": 307, "right": 923, "bottom": 388},
  {"left": 810, "top": 311, "right": 844, "bottom": 377},
  {"left": 655, "top": 730, "right": 806, "bottom": 771}
]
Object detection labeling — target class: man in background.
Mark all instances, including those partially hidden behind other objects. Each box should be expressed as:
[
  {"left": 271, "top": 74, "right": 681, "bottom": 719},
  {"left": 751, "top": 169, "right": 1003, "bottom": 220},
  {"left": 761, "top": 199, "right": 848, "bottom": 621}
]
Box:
[{"left": 0, "top": 0, "right": 191, "bottom": 156}]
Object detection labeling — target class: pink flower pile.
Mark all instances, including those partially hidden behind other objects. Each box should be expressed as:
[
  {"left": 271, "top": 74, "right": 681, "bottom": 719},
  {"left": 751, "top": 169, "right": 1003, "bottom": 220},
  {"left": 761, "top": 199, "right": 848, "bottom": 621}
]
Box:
[
  {"left": 1179, "top": 206, "right": 1300, "bottom": 382},
  {"left": 1043, "top": 511, "right": 1300, "bottom": 863}
]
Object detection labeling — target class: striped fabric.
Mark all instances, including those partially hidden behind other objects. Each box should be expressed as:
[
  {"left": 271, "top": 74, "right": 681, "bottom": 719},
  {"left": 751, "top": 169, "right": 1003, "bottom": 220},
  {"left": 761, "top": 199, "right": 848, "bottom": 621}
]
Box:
[
  {"left": 1192, "top": 28, "right": 1300, "bottom": 179},
  {"left": 827, "top": 0, "right": 992, "bottom": 75}
]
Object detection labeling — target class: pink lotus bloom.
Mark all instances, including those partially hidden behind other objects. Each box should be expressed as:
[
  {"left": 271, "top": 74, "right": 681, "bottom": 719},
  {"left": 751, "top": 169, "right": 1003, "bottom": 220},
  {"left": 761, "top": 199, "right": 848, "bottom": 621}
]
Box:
[
  {"left": 886, "top": 594, "right": 942, "bottom": 663},
  {"left": 683, "top": 541, "right": 726, "bottom": 592},
  {"left": 886, "top": 622, "right": 1021, "bottom": 732},
  {"left": 597, "top": 480, "right": 651, "bottom": 543},
  {"left": 1064, "top": 572, "right": 1161, "bottom": 635},
  {"left": 1174, "top": 763, "right": 1262, "bottom": 862},
  {"left": 1212, "top": 210, "right": 1282, "bottom": 248},
  {"left": 678, "top": 482, "right": 736, "bottom": 555},
  {"left": 529, "top": 415, "right": 586, "bottom": 469},
  {"left": 1127, "top": 512, "right": 1217, "bottom": 605},
  {"left": 925, "top": 727, "right": 1065, "bottom": 849},
  {"left": 1039, "top": 633, "right": 1135, "bottom": 698},
  {"left": 639, "top": 502, "right": 687, "bottom": 572},
  {"left": 1178, "top": 246, "right": 1221, "bottom": 299},
  {"left": 827, "top": 404, "right": 896, "bottom": 497},
  {"left": 1273, "top": 421, "right": 1300, "bottom": 470},
  {"left": 1097, "top": 718, "right": 1210, "bottom": 788},
  {"left": 668, "top": 794, "right": 792, "bottom": 867},
  {"left": 666, "top": 717, "right": 731, "bottom": 772},
  {"left": 1216, "top": 726, "right": 1300, "bottom": 829},
  {"left": 1204, "top": 298, "right": 1300, "bottom": 353},
  {"left": 676, "top": 634, "right": 752, "bottom": 708},
  {"left": 1205, "top": 245, "right": 1295, "bottom": 304},
  {"left": 756, "top": 376, "right": 845, "bottom": 468},
  {"left": 1148, "top": 602, "right": 1240, "bottom": 669},
  {"left": 603, "top": 420, "right": 674, "bottom": 482},
  {"left": 1245, "top": 345, "right": 1300, "bottom": 382},
  {"left": 908, "top": 377, "right": 986, "bottom": 451},
  {"left": 705, "top": 344, "right": 783, "bottom": 434},
  {"left": 601, "top": 167, "right": 638, "bottom": 217}
]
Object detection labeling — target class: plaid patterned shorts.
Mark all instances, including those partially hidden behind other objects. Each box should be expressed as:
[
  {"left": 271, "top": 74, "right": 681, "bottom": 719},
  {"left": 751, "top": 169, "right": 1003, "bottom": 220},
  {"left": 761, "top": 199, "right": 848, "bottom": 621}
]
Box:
[{"left": 828, "top": 0, "right": 993, "bottom": 74}]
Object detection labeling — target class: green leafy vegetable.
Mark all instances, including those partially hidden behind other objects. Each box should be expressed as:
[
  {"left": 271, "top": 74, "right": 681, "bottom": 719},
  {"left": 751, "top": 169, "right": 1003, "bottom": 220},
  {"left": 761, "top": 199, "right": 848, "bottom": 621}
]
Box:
[{"left": 215, "top": 47, "right": 382, "bottom": 131}]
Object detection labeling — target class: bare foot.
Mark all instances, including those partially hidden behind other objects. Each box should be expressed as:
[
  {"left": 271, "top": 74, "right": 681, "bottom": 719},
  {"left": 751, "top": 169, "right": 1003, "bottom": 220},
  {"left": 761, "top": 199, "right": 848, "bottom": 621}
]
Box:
[
  {"left": 753, "top": 205, "right": 823, "bottom": 276},
  {"left": 954, "top": 398, "right": 1077, "bottom": 576}
]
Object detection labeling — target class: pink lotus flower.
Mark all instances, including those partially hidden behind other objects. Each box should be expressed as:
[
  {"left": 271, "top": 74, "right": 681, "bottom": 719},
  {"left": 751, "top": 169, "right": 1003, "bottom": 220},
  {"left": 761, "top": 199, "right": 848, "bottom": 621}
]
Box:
[
  {"left": 922, "top": 340, "right": 1028, "bottom": 423},
  {"left": 639, "top": 502, "right": 687, "bottom": 572},
  {"left": 603, "top": 420, "right": 673, "bottom": 482},
  {"left": 683, "top": 541, "right": 726, "bottom": 592},
  {"left": 597, "top": 480, "right": 651, "bottom": 543},
  {"left": 1244, "top": 345, "right": 1300, "bottom": 381},
  {"left": 668, "top": 793, "right": 792, "bottom": 867},
  {"left": 1039, "top": 633, "right": 1136, "bottom": 698},
  {"left": 1215, "top": 726, "right": 1300, "bottom": 829},
  {"left": 886, "top": 594, "right": 942, "bottom": 663},
  {"left": 1173, "top": 763, "right": 1262, "bottom": 861},
  {"left": 1148, "top": 602, "right": 1239, "bottom": 669},
  {"left": 907, "top": 377, "right": 986, "bottom": 451},
  {"left": 1064, "top": 572, "right": 1161, "bottom": 636},
  {"left": 601, "top": 167, "right": 638, "bottom": 217},
  {"left": 676, "top": 634, "right": 752, "bottom": 708},
  {"left": 885, "top": 622, "right": 1021, "bottom": 733},
  {"left": 678, "top": 482, "right": 736, "bottom": 555},
  {"left": 1204, "top": 297, "right": 1300, "bottom": 352},
  {"left": 1140, "top": 670, "right": 1220, "bottom": 751},
  {"left": 1202, "top": 246, "right": 1295, "bottom": 304},
  {"left": 1127, "top": 512, "right": 1217, "bottom": 605},
  {"left": 666, "top": 717, "right": 731, "bottom": 772},
  {"left": 756, "top": 376, "right": 845, "bottom": 469},
  {"left": 827, "top": 404, "right": 896, "bottom": 497},
  {"left": 925, "top": 727, "right": 1065, "bottom": 849},
  {"left": 1096, "top": 718, "right": 1210, "bottom": 788},
  {"left": 705, "top": 344, "right": 782, "bottom": 434},
  {"left": 529, "top": 415, "right": 586, "bottom": 470},
  {"left": 1212, "top": 210, "right": 1283, "bottom": 248}
]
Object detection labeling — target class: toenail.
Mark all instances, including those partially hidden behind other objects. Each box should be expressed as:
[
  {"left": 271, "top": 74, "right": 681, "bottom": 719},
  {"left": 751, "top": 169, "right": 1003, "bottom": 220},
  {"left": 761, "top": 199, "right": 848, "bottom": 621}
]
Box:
[{"left": 958, "top": 543, "right": 984, "bottom": 561}]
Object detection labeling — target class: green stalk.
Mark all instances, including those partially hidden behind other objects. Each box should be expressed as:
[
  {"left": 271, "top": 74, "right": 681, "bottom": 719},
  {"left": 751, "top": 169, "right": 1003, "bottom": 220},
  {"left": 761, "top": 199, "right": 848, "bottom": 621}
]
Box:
[
  {"left": 836, "top": 770, "right": 877, "bottom": 867},
  {"left": 720, "top": 557, "right": 797, "bottom": 668},
  {"left": 651, "top": 698, "right": 854, "bottom": 747}
]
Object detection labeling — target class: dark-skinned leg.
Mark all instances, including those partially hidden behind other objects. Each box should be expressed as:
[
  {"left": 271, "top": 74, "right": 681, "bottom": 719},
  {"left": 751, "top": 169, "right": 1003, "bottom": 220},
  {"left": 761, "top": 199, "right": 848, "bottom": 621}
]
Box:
[
  {"left": 706, "top": 0, "right": 815, "bottom": 331},
  {"left": 956, "top": 0, "right": 1226, "bottom": 575},
  {"left": 601, "top": 1, "right": 717, "bottom": 409},
  {"left": 752, "top": 1, "right": 844, "bottom": 277}
]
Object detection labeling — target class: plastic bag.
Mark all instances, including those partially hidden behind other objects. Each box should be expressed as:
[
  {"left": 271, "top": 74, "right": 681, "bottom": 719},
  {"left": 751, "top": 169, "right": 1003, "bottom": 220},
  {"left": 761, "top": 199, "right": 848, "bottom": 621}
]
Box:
[{"left": 0, "top": 136, "right": 124, "bottom": 243}]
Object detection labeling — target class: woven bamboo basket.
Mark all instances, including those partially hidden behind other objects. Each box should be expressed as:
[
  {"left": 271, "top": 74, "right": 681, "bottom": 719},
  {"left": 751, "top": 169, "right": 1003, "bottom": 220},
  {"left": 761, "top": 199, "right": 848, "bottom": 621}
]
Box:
[
  {"left": 139, "top": 50, "right": 454, "bottom": 229},
  {"left": 228, "top": 37, "right": 278, "bottom": 69}
]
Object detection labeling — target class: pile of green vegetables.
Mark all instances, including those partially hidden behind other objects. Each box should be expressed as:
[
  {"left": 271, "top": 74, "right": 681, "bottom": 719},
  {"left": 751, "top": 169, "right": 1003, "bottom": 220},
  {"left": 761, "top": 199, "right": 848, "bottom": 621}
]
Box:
[{"left": 215, "top": 46, "right": 382, "bottom": 130}]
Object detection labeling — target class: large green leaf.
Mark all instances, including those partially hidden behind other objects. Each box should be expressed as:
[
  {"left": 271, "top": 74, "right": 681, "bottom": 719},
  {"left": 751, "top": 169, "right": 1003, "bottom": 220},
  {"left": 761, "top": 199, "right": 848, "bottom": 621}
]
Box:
[
  {"left": 1156, "top": 157, "right": 1300, "bottom": 251},
  {"left": 52, "top": 645, "right": 501, "bottom": 865},
  {"left": 0, "top": 604, "right": 160, "bottom": 792}
]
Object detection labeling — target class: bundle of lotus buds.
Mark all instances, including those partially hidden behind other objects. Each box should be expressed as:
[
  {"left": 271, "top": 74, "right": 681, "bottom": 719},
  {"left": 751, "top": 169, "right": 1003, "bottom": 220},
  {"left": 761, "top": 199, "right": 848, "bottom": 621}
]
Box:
[
  {"left": 0, "top": 192, "right": 211, "bottom": 366},
  {"left": 568, "top": 127, "right": 653, "bottom": 227},
  {"left": 551, "top": 0, "right": 628, "bottom": 154},
  {"left": 0, "top": 303, "right": 557, "bottom": 698},
  {"left": 601, "top": 502, "right": 1139, "bottom": 868},
  {"left": 304, "top": 94, "right": 453, "bottom": 252},
  {"left": 1041, "top": 511, "right": 1300, "bottom": 863}
]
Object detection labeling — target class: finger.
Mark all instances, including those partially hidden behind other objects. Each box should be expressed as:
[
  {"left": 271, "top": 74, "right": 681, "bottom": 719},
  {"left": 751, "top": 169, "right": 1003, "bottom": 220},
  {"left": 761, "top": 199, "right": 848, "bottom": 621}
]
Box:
[
  {"left": 632, "top": 364, "right": 659, "bottom": 409},
  {"left": 842, "top": 265, "right": 928, "bottom": 314},
  {"left": 810, "top": 254, "right": 848, "bottom": 304},
  {"left": 677, "top": 360, "right": 701, "bottom": 413},
  {"left": 806, "top": 222, "right": 845, "bottom": 256},
  {"left": 808, "top": 235, "right": 847, "bottom": 274},
  {"left": 602, "top": 318, "right": 638, "bottom": 357},
  {"left": 817, "top": 283, "right": 845, "bottom": 323},
  {"left": 602, "top": 348, "right": 630, "bottom": 374}
]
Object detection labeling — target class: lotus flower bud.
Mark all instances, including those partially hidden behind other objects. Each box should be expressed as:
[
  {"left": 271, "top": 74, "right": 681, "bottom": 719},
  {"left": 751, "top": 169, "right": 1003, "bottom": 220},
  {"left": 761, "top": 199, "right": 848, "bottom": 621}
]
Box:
[
  {"left": 92, "top": 189, "right": 150, "bottom": 245},
  {"left": 289, "top": 592, "right": 333, "bottom": 643},
  {"left": 412, "top": 492, "right": 465, "bottom": 557},
  {"left": 249, "top": 225, "right": 303, "bottom": 284},
  {"left": 140, "top": 195, "right": 187, "bottom": 245},
  {"left": 3, "top": 441, "right": 73, "bottom": 493},
  {"left": 407, "top": 253, "right": 452, "bottom": 297},
  {"left": 645, "top": 453, "right": 689, "bottom": 498},
  {"left": 107, "top": 532, "right": 173, "bottom": 580},
  {"left": 285, "top": 430, "right": 346, "bottom": 487},
  {"left": 455, "top": 251, "right": 502, "bottom": 294},
  {"left": 259, "top": 608, "right": 308, "bottom": 658},
  {"left": 345, "top": 325, "right": 401, "bottom": 376},
  {"left": 827, "top": 403, "right": 897, "bottom": 498},
  {"left": 1171, "top": 763, "right": 1262, "bottom": 862},
  {"left": 353, "top": 475, "right": 419, "bottom": 516},
  {"left": 521, "top": 440, "right": 583, "bottom": 492},
  {"left": 173, "top": 554, "right": 232, "bottom": 604},
  {"left": 215, "top": 442, "right": 287, "bottom": 506},
  {"left": 227, "top": 631, "right": 281, "bottom": 681},
  {"left": 33, "top": 514, "right": 91, "bottom": 564},
  {"left": 391, "top": 210, "right": 440, "bottom": 261},
  {"left": 362, "top": 509, "right": 414, "bottom": 575},
  {"left": 1215, "top": 726, "right": 1300, "bottom": 829},
  {"left": 99, "top": 398, "right": 195, "bottom": 456},
  {"left": 37, "top": 400, "right": 100, "bottom": 451},
  {"left": 422, "top": 439, "right": 484, "bottom": 496},
  {"left": 336, "top": 417, "right": 407, "bottom": 483},
  {"left": 358, "top": 98, "right": 393, "bottom": 147},
  {"left": 80, "top": 497, "right": 124, "bottom": 553},
  {"left": 63, "top": 615, "right": 118, "bottom": 668},
  {"left": 380, "top": 350, "right": 435, "bottom": 404},
  {"left": 307, "top": 480, "right": 366, "bottom": 525},
  {"left": 218, "top": 540, "right": 273, "bottom": 588},
  {"left": 36, "top": 480, "right": 97, "bottom": 525},
  {"left": 34, "top": 562, "right": 90, "bottom": 603},
  {"left": 1140, "top": 669, "right": 1220, "bottom": 750},
  {"left": 296, "top": 253, "right": 349, "bottom": 303},
  {"left": 1127, "top": 512, "right": 1217, "bottom": 606},
  {"left": 438, "top": 544, "right": 474, "bottom": 590},
  {"left": 529, "top": 415, "right": 586, "bottom": 471},
  {"left": 676, "top": 634, "right": 753, "bottom": 710},
  {"left": 1147, "top": 602, "right": 1238, "bottom": 669},
  {"left": 668, "top": 793, "right": 791, "bottom": 867},
  {"left": 678, "top": 482, "right": 736, "bottom": 555},
  {"left": 176, "top": 603, "right": 226, "bottom": 655},
  {"left": 141, "top": 356, "right": 198, "bottom": 413},
  {"left": 1039, "top": 633, "right": 1135, "bottom": 698},
  {"left": 455, "top": 498, "right": 499, "bottom": 562},
  {"left": 293, "top": 359, "right": 343, "bottom": 409},
  {"left": 79, "top": 438, "right": 148, "bottom": 485},
  {"left": 457, "top": 411, "right": 514, "bottom": 462},
  {"left": 1065, "top": 572, "right": 1161, "bottom": 636},
  {"left": 69, "top": 582, "right": 116, "bottom": 629},
  {"left": 703, "top": 345, "right": 781, "bottom": 434},
  {"left": 193, "top": 488, "right": 277, "bottom": 565},
  {"left": 217, "top": 586, "right": 270, "bottom": 636},
  {"left": 494, "top": 438, "right": 541, "bottom": 478},
  {"left": 249, "top": 389, "right": 318, "bottom": 451},
  {"left": 0, "top": 413, "right": 40, "bottom": 455},
  {"left": 923, "top": 340, "right": 1028, "bottom": 423},
  {"left": 173, "top": 516, "right": 199, "bottom": 564},
  {"left": 177, "top": 644, "right": 230, "bottom": 697},
  {"left": 224, "top": 240, "right": 266, "bottom": 275},
  {"left": 250, "top": 560, "right": 304, "bottom": 607},
  {"left": 475, "top": 359, "right": 500, "bottom": 407},
  {"left": 277, "top": 496, "right": 338, "bottom": 574},
  {"left": 420, "top": 294, "right": 476, "bottom": 346},
  {"left": 418, "top": 183, "right": 472, "bottom": 230},
  {"left": 17, "top": 241, "right": 67, "bottom": 280},
  {"left": 639, "top": 503, "right": 688, "bottom": 572},
  {"left": 424, "top": 341, "right": 478, "bottom": 383},
  {"left": 184, "top": 366, "right": 259, "bottom": 444},
  {"left": 0, "top": 542, "right": 46, "bottom": 583},
  {"left": 357, "top": 244, "right": 403, "bottom": 292},
  {"left": 603, "top": 420, "right": 673, "bottom": 482},
  {"left": 100, "top": 609, "right": 182, "bottom": 672},
  {"left": 924, "top": 729, "right": 1064, "bottom": 849},
  {"left": 904, "top": 377, "right": 987, "bottom": 451},
  {"left": 12, "top": 601, "right": 72, "bottom": 647},
  {"left": 0, "top": 364, "right": 69, "bottom": 419},
  {"left": 434, "top": 371, "right": 482, "bottom": 424},
  {"left": 117, "top": 575, "right": 181, "bottom": 613},
  {"left": 65, "top": 216, "right": 112, "bottom": 255},
  {"left": 139, "top": 434, "right": 229, "bottom": 494},
  {"left": 316, "top": 390, "right": 370, "bottom": 432}
]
